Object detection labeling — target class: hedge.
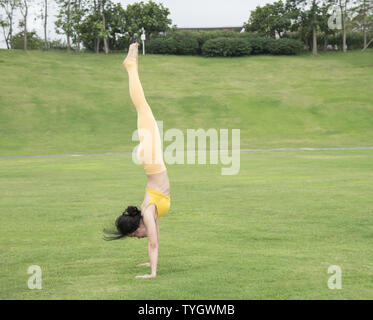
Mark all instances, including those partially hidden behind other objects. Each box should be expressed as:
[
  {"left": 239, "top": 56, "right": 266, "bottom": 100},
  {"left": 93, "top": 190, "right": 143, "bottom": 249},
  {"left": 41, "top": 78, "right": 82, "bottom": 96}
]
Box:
[
  {"left": 146, "top": 37, "right": 178, "bottom": 54},
  {"left": 238, "top": 35, "right": 272, "bottom": 54},
  {"left": 147, "top": 33, "right": 304, "bottom": 56},
  {"left": 175, "top": 37, "right": 199, "bottom": 55},
  {"left": 201, "top": 37, "right": 252, "bottom": 57},
  {"left": 266, "top": 38, "right": 304, "bottom": 55}
]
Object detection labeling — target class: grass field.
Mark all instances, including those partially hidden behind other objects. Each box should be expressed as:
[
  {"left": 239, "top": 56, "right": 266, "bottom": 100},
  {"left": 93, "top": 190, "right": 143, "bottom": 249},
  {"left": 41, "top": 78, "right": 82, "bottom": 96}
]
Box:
[{"left": 0, "top": 49, "right": 373, "bottom": 299}]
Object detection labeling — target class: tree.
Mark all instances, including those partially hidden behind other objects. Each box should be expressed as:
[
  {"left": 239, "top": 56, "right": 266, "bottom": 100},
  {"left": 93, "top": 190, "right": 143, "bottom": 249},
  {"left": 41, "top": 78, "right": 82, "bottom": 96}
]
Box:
[
  {"left": 106, "top": 2, "right": 127, "bottom": 50},
  {"left": 35, "top": 0, "right": 49, "bottom": 49},
  {"left": 295, "top": 0, "right": 323, "bottom": 55},
  {"left": 71, "top": 0, "right": 86, "bottom": 52},
  {"left": 99, "top": 0, "right": 109, "bottom": 54},
  {"left": 42, "top": 0, "right": 48, "bottom": 49},
  {"left": 55, "top": 0, "right": 73, "bottom": 53},
  {"left": 92, "top": 0, "right": 101, "bottom": 53},
  {"left": 79, "top": 0, "right": 109, "bottom": 53},
  {"left": 351, "top": 0, "right": 373, "bottom": 48},
  {"left": 0, "top": 0, "right": 19, "bottom": 49},
  {"left": 124, "top": 0, "right": 171, "bottom": 42},
  {"left": 19, "top": 0, "right": 31, "bottom": 50},
  {"left": 79, "top": 9, "right": 101, "bottom": 52},
  {"left": 79, "top": 0, "right": 171, "bottom": 52},
  {"left": 319, "top": 0, "right": 335, "bottom": 52},
  {"left": 337, "top": 0, "right": 350, "bottom": 52},
  {"left": 244, "top": 1, "right": 294, "bottom": 38}
]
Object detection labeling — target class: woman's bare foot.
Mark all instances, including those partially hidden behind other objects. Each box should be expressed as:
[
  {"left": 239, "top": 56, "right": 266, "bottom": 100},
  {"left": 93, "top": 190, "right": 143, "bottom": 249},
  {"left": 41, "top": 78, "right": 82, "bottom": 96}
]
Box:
[{"left": 123, "top": 43, "right": 139, "bottom": 69}]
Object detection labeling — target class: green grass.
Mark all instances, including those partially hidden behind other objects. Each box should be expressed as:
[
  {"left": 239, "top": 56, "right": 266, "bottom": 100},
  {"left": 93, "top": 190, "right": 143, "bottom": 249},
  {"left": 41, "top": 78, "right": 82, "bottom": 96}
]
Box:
[
  {"left": 0, "top": 151, "right": 372, "bottom": 299},
  {"left": 0, "top": 50, "right": 373, "bottom": 299},
  {"left": 0, "top": 50, "right": 373, "bottom": 155}
]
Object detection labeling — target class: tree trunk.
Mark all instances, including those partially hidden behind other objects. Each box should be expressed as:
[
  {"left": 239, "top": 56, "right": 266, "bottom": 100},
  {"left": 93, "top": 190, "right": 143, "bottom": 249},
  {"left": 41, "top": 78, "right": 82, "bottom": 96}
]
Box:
[
  {"left": 95, "top": 0, "right": 100, "bottom": 54},
  {"left": 343, "top": 29, "right": 347, "bottom": 53},
  {"left": 312, "top": 24, "right": 318, "bottom": 56},
  {"left": 340, "top": 0, "right": 347, "bottom": 53},
  {"left": 67, "top": 35, "right": 71, "bottom": 53},
  {"left": 324, "top": 31, "right": 328, "bottom": 53},
  {"left": 76, "top": 37, "right": 80, "bottom": 53},
  {"left": 75, "top": 0, "right": 81, "bottom": 53},
  {"left": 4, "top": 34, "right": 10, "bottom": 49},
  {"left": 363, "top": 0, "right": 367, "bottom": 49},
  {"left": 96, "top": 38, "right": 100, "bottom": 54},
  {"left": 23, "top": 20, "right": 27, "bottom": 50},
  {"left": 9, "top": 14, "right": 12, "bottom": 49},
  {"left": 44, "top": 0, "right": 48, "bottom": 50},
  {"left": 102, "top": 12, "right": 109, "bottom": 54},
  {"left": 67, "top": 0, "right": 71, "bottom": 53},
  {"left": 23, "top": 1, "right": 28, "bottom": 50}
]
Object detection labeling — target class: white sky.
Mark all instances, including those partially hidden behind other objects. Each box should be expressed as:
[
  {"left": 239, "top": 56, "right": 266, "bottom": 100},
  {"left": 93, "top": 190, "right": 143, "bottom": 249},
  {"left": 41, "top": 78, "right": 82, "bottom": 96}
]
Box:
[{"left": 0, "top": 0, "right": 275, "bottom": 48}]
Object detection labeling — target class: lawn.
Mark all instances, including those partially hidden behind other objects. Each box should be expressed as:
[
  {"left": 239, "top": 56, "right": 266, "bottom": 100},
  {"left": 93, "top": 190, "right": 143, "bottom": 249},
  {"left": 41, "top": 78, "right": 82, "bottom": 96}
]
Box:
[
  {"left": 0, "top": 49, "right": 372, "bottom": 299},
  {"left": 0, "top": 49, "right": 373, "bottom": 155}
]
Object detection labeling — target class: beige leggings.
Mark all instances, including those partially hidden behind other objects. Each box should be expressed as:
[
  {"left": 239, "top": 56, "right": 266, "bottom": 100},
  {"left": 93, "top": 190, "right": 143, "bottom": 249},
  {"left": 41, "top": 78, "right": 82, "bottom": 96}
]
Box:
[{"left": 125, "top": 57, "right": 166, "bottom": 175}]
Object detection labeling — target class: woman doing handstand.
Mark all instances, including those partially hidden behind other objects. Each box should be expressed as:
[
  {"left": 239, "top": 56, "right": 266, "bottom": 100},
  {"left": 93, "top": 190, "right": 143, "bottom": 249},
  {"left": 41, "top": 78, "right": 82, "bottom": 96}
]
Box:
[{"left": 104, "top": 43, "right": 170, "bottom": 279}]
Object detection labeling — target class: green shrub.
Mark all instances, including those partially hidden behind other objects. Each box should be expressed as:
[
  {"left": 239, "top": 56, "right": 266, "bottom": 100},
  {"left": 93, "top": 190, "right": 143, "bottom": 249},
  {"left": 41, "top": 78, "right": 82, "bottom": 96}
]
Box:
[
  {"left": 147, "top": 30, "right": 304, "bottom": 56},
  {"left": 175, "top": 37, "right": 199, "bottom": 55},
  {"left": 267, "top": 38, "right": 303, "bottom": 55},
  {"left": 201, "top": 37, "right": 252, "bottom": 57},
  {"left": 48, "top": 39, "right": 67, "bottom": 50},
  {"left": 325, "top": 32, "right": 370, "bottom": 50},
  {"left": 11, "top": 31, "right": 44, "bottom": 50},
  {"left": 147, "top": 37, "right": 177, "bottom": 54},
  {"left": 239, "top": 35, "right": 271, "bottom": 54},
  {"left": 147, "top": 36, "right": 199, "bottom": 55},
  {"left": 165, "top": 29, "right": 240, "bottom": 54}
]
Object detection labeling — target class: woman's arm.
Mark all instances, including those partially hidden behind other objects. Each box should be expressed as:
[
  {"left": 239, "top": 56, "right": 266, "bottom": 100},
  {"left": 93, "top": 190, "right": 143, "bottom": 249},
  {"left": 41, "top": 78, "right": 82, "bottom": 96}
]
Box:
[
  {"left": 137, "top": 216, "right": 160, "bottom": 269},
  {"left": 136, "top": 205, "right": 158, "bottom": 279}
]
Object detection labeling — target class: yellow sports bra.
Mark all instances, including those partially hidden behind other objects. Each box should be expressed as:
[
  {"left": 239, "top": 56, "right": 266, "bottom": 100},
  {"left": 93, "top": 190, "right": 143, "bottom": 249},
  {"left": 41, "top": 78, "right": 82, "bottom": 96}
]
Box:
[{"left": 146, "top": 188, "right": 171, "bottom": 218}]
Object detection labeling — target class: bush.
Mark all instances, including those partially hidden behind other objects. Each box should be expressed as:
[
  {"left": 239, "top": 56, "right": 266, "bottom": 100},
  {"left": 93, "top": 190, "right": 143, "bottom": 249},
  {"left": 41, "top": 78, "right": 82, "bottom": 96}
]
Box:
[
  {"left": 48, "top": 39, "right": 68, "bottom": 50},
  {"left": 146, "top": 30, "right": 304, "bottom": 56},
  {"left": 201, "top": 37, "right": 252, "bottom": 57},
  {"left": 11, "top": 31, "right": 44, "bottom": 50},
  {"left": 239, "top": 35, "right": 271, "bottom": 54},
  {"left": 175, "top": 37, "right": 199, "bottom": 55},
  {"left": 160, "top": 29, "right": 241, "bottom": 54},
  {"left": 325, "top": 32, "right": 370, "bottom": 50},
  {"left": 266, "top": 38, "right": 303, "bottom": 55},
  {"left": 147, "top": 37, "right": 177, "bottom": 54},
  {"left": 147, "top": 35, "right": 199, "bottom": 55}
]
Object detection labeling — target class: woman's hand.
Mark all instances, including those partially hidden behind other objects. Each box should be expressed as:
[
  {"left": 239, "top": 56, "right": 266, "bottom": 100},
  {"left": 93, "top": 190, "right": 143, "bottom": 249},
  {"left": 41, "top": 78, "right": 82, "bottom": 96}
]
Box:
[
  {"left": 135, "top": 273, "right": 156, "bottom": 279},
  {"left": 138, "top": 262, "right": 151, "bottom": 267}
]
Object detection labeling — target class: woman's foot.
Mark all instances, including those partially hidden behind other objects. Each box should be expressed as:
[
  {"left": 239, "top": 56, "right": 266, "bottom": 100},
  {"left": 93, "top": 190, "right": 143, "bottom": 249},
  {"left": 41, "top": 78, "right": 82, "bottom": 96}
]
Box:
[{"left": 123, "top": 43, "right": 139, "bottom": 69}]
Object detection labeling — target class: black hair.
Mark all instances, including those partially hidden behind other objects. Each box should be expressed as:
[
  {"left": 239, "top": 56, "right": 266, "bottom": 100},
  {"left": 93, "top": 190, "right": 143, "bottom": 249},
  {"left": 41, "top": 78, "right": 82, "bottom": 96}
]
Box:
[{"left": 103, "top": 206, "right": 142, "bottom": 241}]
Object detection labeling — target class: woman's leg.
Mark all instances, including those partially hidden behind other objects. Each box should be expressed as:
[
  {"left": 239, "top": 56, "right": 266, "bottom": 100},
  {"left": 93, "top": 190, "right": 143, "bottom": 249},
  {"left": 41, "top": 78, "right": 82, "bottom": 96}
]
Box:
[{"left": 123, "top": 44, "right": 166, "bottom": 175}]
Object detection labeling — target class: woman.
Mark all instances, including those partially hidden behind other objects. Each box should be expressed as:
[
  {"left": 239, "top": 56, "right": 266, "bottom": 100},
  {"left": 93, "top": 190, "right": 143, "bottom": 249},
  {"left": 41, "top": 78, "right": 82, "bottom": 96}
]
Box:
[{"left": 104, "top": 43, "right": 170, "bottom": 279}]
